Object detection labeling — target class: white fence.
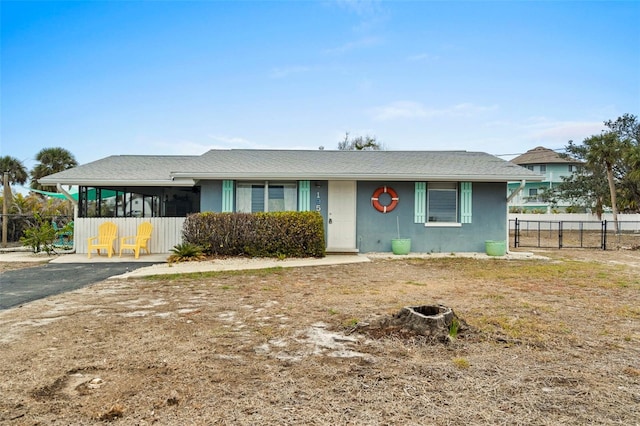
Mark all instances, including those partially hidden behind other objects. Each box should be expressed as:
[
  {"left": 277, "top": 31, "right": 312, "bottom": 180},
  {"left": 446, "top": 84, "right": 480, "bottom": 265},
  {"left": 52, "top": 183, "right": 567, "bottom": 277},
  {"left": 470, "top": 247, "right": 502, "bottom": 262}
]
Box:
[{"left": 74, "top": 217, "right": 185, "bottom": 254}]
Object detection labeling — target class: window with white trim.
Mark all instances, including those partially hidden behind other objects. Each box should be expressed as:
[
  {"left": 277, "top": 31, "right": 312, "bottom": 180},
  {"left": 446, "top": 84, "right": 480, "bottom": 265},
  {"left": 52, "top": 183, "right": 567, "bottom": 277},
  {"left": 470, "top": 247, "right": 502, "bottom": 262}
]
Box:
[
  {"left": 427, "top": 182, "right": 458, "bottom": 223},
  {"left": 415, "top": 181, "right": 471, "bottom": 225},
  {"left": 236, "top": 182, "right": 297, "bottom": 213}
]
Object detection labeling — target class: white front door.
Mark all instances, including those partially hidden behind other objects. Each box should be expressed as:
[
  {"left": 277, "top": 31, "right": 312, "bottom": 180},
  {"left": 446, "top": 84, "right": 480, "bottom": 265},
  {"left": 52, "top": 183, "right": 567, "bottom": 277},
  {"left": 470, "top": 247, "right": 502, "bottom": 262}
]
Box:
[{"left": 327, "top": 181, "right": 357, "bottom": 251}]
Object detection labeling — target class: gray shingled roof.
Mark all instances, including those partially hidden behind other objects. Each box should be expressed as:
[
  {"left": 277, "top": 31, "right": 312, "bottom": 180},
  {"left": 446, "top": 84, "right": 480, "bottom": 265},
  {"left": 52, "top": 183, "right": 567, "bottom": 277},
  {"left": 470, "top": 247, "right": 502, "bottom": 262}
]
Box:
[
  {"left": 511, "top": 146, "right": 581, "bottom": 165},
  {"left": 39, "top": 155, "right": 200, "bottom": 186},
  {"left": 40, "top": 150, "right": 543, "bottom": 186}
]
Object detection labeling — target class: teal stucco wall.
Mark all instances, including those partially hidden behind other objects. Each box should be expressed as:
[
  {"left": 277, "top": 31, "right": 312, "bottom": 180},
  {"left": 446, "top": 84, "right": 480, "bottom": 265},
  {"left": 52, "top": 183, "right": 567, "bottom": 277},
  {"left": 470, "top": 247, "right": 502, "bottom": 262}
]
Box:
[
  {"left": 356, "top": 181, "right": 507, "bottom": 253},
  {"left": 197, "top": 179, "right": 507, "bottom": 253}
]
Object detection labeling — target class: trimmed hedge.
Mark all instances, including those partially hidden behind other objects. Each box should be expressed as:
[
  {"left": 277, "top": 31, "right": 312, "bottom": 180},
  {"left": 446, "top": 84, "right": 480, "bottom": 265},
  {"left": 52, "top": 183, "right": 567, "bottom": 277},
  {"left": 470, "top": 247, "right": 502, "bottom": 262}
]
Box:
[{"left": 182, "top": 211, "right": 325, "bottom": 258}]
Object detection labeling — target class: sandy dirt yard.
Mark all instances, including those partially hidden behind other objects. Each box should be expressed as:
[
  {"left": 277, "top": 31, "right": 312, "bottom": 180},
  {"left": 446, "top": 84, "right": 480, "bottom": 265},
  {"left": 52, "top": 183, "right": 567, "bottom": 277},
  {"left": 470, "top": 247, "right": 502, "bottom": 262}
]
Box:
[{"left": 0, "top": 249, "right": 639, "bottom": 425}]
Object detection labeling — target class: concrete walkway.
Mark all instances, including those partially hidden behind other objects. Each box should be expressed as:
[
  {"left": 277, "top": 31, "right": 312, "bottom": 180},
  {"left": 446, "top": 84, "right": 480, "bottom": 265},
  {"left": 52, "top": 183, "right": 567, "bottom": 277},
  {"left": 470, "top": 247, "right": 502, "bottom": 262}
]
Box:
[
  {"left": 111, "top": 254, "right": 372, "bottom": 279},
  {"left": 0, "top": 250, "right": 373, "bottom": 278}
]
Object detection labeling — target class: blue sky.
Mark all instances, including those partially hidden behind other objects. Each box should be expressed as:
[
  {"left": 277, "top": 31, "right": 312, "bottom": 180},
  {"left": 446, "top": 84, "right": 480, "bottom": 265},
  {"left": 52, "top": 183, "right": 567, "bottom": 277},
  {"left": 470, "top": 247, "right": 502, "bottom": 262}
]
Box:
[{"left": 2, "top": 0, "right": 639, "bottom": 176}]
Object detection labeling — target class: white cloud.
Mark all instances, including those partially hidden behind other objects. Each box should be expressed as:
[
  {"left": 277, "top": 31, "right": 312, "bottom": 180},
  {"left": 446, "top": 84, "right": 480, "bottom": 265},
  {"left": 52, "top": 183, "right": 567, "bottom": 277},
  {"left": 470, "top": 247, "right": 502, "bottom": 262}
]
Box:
[
  {"left": 371, "top": 101, "right": 430, "bottom": 120},
  {"left": 407, "top": 52, "right": 439, "bottom": 62},
  {"left": 206, "top": 135, "right": 312, "bottom": 151},
  {"left": 526, "top": 120, "right": 605, "bottom": 144},
  {"left": 333, "top": 0, "right": 382, "bottom": 16},
  {"left": 479, "top": 117, "right": 606, "bottom": 154},
  {"left": 371, "top": 101, "right": 497, "bottom": 121},
  {"left": 149, "top": 140, "right": 216, "bottom": 156},
  {"left": 206, "top": 135, "right": 264, "bottom": 149},
  {"left": 323, "top": 36, "right": 381, "bottom": 54},
  {"left": 357, "top": 77, "right": 374, "bottom": 92},
  {"left": 269, "top": 66, "right": 311, "bottom": 79}
]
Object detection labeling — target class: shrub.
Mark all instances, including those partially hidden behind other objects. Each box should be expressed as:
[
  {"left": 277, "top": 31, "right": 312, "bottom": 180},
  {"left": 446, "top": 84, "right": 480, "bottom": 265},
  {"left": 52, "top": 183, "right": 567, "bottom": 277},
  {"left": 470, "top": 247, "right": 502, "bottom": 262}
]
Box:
[
  {"left": 182, "top": 211, "right": 325, "bottom": 258},
  {"left": 20, "top": 214, "right": 57, "bottom": 254}
]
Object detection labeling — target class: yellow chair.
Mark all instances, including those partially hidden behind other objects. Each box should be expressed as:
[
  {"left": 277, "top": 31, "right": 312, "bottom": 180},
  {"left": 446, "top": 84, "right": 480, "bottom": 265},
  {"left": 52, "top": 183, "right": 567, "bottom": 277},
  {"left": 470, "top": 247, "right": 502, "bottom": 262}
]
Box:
[
  {"left": 119, "top": 222, "right": 153, "bottom": 259},
  {"left": 87, "top": 222, "right": 118, "bottom": 258}
]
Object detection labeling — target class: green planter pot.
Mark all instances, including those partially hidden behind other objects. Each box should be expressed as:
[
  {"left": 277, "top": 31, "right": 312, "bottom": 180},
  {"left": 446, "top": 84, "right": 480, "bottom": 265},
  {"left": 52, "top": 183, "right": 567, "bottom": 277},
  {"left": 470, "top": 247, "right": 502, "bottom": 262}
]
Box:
[
  {"left": 485, "top": 240, "right": 506, "bottom": 256},
  {"left": 391, "top": 239, "right": 411, "bottom": 255}
]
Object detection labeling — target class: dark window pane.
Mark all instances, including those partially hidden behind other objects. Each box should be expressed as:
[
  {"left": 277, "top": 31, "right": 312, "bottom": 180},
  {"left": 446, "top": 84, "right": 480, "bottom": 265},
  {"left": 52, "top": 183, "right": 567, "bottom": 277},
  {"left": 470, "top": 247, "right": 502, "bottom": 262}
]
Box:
[
  {"left": 251, "top": 185, "right": 265, "bottom": 213},
  {"left": 428, "top": 189, "right": 457, "bottom": 222}
]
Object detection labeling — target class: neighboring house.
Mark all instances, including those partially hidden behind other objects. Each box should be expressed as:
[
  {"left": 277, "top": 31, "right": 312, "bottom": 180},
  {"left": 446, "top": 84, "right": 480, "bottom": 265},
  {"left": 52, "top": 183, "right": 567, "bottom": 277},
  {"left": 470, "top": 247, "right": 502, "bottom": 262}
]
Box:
[
  {"left": 508, "top": 146, "right": 582, "bottom": 213},
  {"left": 39, "top": 149, "right": 542, "bottom": 254}
]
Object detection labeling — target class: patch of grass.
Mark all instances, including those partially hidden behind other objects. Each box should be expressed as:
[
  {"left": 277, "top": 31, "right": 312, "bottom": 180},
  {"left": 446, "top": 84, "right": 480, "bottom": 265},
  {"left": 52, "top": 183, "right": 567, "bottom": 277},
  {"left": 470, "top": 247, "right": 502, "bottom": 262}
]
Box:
[
  {"left": 483, "top": 293, "right": 505, "bottom": 300},
  {"left": 328, "top": 308, "right": 339, "bottom": 315},
  {"left": 343, "top": 318, "right": 359, "bottom": 327},
  {"left": 520, "top": 301, "right": 553, "bottom": 313},
  {"left": 405, "top": 281, "right": 427, "bottom": 286},
  {"left": 472, "top": 313, "right": 569, "bottom": 342},
  {"left": 257, "top": 326, "right": 276, "bottom": 338},
  {"left": 452, "top": 357, "right": 470, "bottom": 369},
  {"left": 423, "top": 257, "right": 639, "bottom": 292},
  {"left": 144, "top": 267, "right": 285, "bottom": 281},
  {"left": 208, "top": 326, "right": 230, "bottom": 337},
  {"left": 623, "top": 367, "right": 640, "bottom": 377},
  {"left": 617, "top": 305, "right": 640, "bottom": 319},
  {"left": 448, "top": 318, "right": 460, "bottom": 339},
  {"left": 614, "top": 276, "right": 640, "bottom": 288}
]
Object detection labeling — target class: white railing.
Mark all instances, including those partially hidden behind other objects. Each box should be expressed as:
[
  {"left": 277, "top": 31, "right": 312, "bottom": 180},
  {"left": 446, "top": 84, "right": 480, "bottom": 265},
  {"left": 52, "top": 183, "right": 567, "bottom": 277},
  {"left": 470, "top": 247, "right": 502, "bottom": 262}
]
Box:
[{"left": 74, "top": 217, "right": 185, "bottom": 254}]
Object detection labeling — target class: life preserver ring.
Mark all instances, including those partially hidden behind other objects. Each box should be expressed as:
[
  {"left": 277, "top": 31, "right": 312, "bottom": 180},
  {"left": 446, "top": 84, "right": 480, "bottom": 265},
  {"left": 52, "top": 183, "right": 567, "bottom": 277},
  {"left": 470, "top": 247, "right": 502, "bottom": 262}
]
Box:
[{"left": 371, "top": 186, "right": 399, "bottom": 213}]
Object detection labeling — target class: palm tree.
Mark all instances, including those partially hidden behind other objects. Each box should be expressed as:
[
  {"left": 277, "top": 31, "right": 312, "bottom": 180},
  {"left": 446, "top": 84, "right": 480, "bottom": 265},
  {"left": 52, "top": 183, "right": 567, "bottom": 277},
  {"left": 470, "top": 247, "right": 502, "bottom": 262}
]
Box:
[
  {"left": 606, "top": 114, "right": 640, "bottom": 211},
  {"left": 0, "top": 156, "right": 28, "bottom": 185},
  {"left": 583, "top": 132, "right": 621, "bottom": 232},
  {"left": 30, "top": 147, "right": 78, "bottom": 191}
]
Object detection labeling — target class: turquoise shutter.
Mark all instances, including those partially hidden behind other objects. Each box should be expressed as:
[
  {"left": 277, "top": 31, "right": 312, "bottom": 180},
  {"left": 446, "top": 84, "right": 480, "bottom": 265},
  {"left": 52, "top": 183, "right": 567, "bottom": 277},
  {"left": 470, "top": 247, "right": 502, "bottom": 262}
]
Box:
[
  {"left": 414, "top": 182, "right": 426, "bottom": 223},
  {"left": 460, "top": 182, "right": 472, "bottom": 223},
  {"left": 298, "top": 180, "right": 311, "bottom": 211},
  {"left": 222, "top": 180, "right": 234, "bottom": 212}
]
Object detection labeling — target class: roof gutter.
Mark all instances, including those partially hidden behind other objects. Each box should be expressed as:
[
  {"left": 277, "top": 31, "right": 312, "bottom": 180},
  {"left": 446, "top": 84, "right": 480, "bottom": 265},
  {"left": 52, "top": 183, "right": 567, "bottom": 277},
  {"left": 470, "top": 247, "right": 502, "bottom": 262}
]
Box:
[
  {"left": 39, "top": 179, "right": 196, "bottom": 187},
  {"left": 507, "top": 180, "right": 526, "bottom": 202},
  {"left": 171, "top": 172, "right": 543, "bottom": 182}
]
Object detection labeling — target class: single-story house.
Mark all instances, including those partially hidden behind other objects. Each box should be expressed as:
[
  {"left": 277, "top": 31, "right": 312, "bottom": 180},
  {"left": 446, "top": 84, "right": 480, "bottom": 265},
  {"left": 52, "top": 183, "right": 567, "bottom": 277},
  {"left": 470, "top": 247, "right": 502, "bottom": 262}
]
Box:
[{"left": 39, "top": 149, "right": 543, "bottom": 254}]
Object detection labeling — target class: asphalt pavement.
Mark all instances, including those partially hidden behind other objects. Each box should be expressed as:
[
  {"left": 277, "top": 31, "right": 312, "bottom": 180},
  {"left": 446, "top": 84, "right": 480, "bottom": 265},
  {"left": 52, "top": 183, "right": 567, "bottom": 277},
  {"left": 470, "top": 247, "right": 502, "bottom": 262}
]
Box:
[{"left": 0, "top": 262, "right": 157, "bottom": 310}]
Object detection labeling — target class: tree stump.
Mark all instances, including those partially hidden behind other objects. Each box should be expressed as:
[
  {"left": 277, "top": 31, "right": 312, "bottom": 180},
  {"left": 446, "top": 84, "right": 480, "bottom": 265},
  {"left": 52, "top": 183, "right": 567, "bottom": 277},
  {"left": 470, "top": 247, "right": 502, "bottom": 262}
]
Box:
[
  {"left": 363, "top": 304, "right": 468, "bottom": 342},
  {"left": 392, "top": 305, "right": 455, "bottom": 335}
]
